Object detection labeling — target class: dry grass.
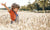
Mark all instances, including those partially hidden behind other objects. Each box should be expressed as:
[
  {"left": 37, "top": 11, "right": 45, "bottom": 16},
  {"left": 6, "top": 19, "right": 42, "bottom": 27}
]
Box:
[{"left": 0, "top": 10, "right": 50, "bottom": 30}]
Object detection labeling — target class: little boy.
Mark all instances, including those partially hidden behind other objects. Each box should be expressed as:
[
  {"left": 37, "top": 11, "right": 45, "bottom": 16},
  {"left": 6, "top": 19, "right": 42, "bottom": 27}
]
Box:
[{"left": 1, "top": 3, "right": 20, "bottom": 24}]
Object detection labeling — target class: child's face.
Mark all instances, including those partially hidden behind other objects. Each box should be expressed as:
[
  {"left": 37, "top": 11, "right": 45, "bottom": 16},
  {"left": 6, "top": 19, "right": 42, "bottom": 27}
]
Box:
[{"left": 13, "top": 8, "right": 19, "bottom": 12}]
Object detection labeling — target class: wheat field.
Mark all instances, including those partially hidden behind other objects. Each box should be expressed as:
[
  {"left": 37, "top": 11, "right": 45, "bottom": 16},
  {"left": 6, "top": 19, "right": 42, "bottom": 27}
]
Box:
[{"left": 0, "top": 10, "right": 50, "bottom": 30}]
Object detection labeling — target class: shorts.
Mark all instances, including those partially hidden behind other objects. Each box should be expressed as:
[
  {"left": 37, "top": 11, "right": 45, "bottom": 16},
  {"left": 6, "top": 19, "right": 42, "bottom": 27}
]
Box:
[{"left": 11, "top": 15, "right": 19, "bottom": 24}]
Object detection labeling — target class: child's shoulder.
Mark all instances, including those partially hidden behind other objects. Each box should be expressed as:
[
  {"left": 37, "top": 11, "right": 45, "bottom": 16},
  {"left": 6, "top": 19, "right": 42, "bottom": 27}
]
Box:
[
  {"left": 9, "top": 9, "right": 12, "bottom": 13},
  {"left": 10, "top": 9, "right": 12, "bottom": 11}
]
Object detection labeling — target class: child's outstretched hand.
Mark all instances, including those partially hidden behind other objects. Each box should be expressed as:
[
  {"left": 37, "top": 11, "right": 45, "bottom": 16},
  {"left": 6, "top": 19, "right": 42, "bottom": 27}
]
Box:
[
  {"left": 1, "top": 2, "right": 10, "bottom": 12},
  {"left": 1, "top": 3, "right": 6, "bottom": 6}
]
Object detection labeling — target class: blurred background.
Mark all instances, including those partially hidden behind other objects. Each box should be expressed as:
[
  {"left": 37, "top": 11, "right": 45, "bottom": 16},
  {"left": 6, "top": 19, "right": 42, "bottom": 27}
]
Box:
[{"left": 0, "top": 0, "right": 50, "bottom": 13}]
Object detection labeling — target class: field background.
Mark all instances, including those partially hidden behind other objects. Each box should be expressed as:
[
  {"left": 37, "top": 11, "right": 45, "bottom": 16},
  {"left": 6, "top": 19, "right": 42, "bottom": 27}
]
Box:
[{"left": 0, "top": 10, "right": 50, "bottom": 30}]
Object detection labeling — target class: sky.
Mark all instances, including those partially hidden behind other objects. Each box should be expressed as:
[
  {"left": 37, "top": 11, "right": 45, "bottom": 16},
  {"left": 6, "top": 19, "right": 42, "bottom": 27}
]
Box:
[{"left": 0, "top": 0, "right": 35, "bottom": 8}]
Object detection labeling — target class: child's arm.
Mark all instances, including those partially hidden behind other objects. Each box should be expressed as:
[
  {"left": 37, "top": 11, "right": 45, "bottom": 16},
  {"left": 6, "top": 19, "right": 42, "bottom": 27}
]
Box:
[{"left": 1, "top": 3, "right": 10, "bottom": 12}]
